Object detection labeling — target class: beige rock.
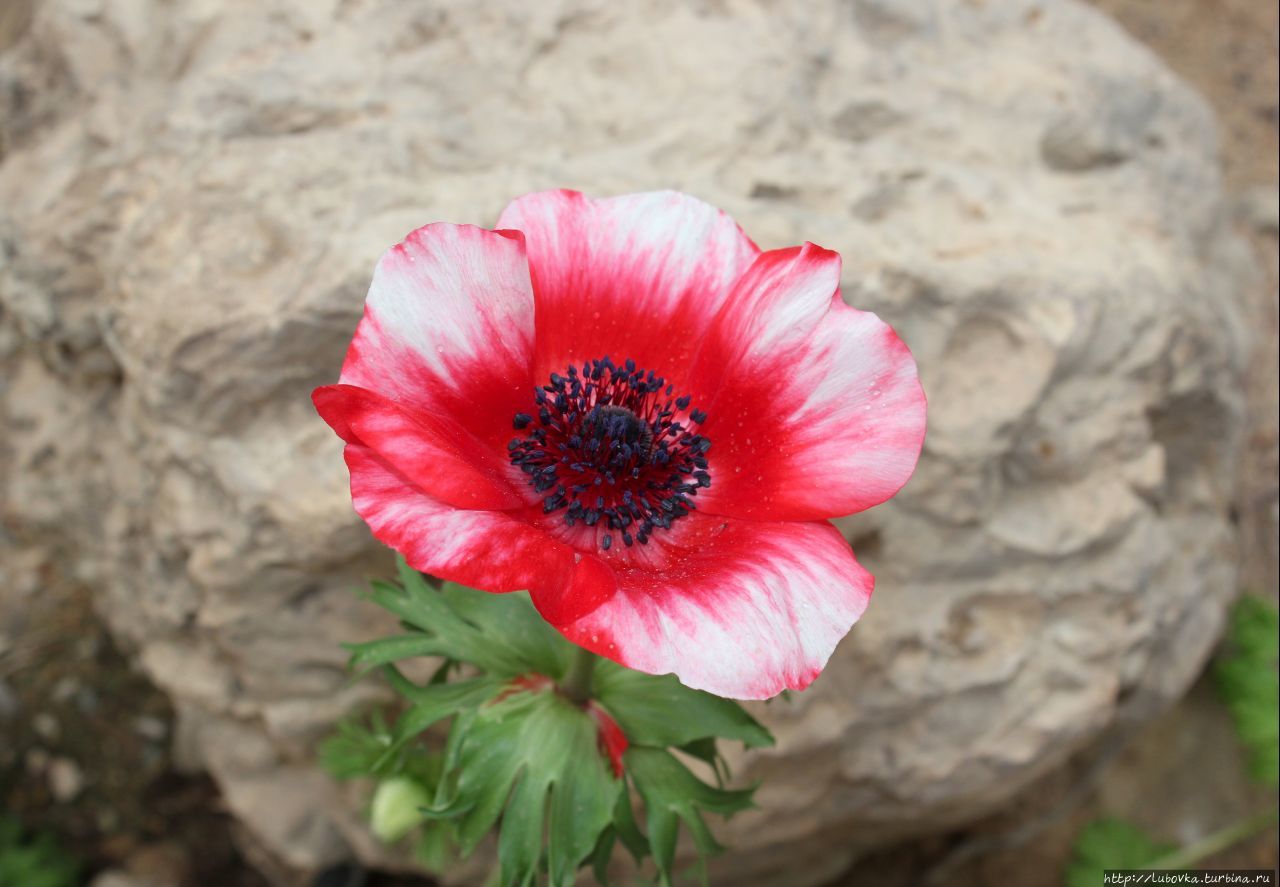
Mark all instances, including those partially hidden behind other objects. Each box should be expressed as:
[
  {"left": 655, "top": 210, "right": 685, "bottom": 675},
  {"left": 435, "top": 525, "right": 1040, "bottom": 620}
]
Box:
[
  {"left": 47, "top": 755, "right": 84, "bottom": 802},
  {"left": 88, "top": 873, "right": 141, "bottom": 887},
  {"left": 0, "top": 0, "right": 1255, "bottom": 883}
]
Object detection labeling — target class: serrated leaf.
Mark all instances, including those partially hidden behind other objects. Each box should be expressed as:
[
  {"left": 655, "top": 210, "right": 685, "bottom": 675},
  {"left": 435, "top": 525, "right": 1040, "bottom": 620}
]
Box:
[
  {"left": 592, "top": 659, "right": 774, "bottom": 750},
  {"left": 353, "top": 559, "right": 575, "bottom": 679},
  {"left": 611, "top": 778, "right": 650, "bottom": 864},
  {"left": 413, "top": 819, "right": 456, "bottom": 874},
  {"left": 345, "top": 634, "right": 448, "bottom": 672},
  {"left": 624, "top": 747, "right": 756, "bottom": 886},
  {"left": 428, "top": 688, "right": 620, "bottom": 887},
  {"left": 338, "top": 556, "right": 779, "bottom": 882},
  {"left": 589, "top": 826, "right": 618, "bottom": 886},
  {"left": 678, "top": 737, "right": 731, "bottom": 786},
  {"left": 374, "top": 676, "right": 504, "bottom": 769},
  {"left": 1065, "top": 819, "right": 1175, "bottom": 887},
  {"left": 1215, "top": 595, "right": 1280, "bottom": 787},
  {"left": 320, "top": 711, "right": 398, "bottom": 779},
  {"left": 440, "top": 580, "right": 575, "bottom": 678}
]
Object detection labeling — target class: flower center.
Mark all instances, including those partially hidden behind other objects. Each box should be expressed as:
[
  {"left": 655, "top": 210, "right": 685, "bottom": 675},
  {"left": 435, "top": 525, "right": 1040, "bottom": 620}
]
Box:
[{"left": 508, "top": 356, "right": 711, "bottom": 550}]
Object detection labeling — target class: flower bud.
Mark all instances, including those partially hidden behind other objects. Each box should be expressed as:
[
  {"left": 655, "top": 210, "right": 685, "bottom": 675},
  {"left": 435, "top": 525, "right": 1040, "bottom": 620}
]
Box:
[{"left": 369, "top": 776, "right": 431, "bottom": 843}]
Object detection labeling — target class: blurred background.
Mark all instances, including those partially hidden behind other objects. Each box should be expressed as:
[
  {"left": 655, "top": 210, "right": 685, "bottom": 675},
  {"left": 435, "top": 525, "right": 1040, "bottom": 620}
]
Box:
[{"left": 1, "top": 1, "right": 1276, "bottom": 885}]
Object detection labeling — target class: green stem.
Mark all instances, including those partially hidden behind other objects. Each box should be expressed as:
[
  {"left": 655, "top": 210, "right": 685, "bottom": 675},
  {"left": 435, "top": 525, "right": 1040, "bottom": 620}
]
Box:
[
  {"left": 1148, "top": 809, "right": 1279, "bottom": 870},
  {"left": 560, "top": 644, "right": 597, "bottom": 704}
]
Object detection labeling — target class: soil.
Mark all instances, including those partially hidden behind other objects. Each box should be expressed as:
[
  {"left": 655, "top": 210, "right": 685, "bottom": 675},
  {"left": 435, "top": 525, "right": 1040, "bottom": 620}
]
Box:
[{"left": 0, "top": 554, "right": 268, "bottom": 887}]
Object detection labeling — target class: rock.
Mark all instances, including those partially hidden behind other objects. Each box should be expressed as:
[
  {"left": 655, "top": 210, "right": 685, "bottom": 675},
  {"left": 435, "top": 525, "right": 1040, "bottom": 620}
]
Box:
[
  {"left": 0, "top": 0, "right": 1256, "bottom": 883},
  {"left": 122, "top": 843, "right": 191, "bottom": 887},
  {"left": 24, "top": 747, "right": 49, "bottom": 776},
  {"left": 31, "top": 711, "right": 59, "bottom": 742},
  {"left": 47, "top": 755, "right": 84, "bottom": 802},
  {"left": 1039, "top": 78, "right": 1164, "bottom": 171},
  {"left": 51, "top": 674, "right": 79, "bottom": 702},
  {"left": 89, "top": 872, "right": 139, "bottom": 887},
  {"left": 132, "top": 715, "right": 168, "bottom": 742},
  {"left": 1237, "top": 185, "right": 1280, "bottom": 235},
  {"left": 89, "top": 843, "right": 189, "bottom": 887}
]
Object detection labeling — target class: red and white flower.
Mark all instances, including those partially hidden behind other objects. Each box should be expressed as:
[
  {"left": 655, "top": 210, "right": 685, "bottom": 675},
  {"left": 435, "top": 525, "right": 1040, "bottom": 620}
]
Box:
[{"left": 314, "top": 190, "right": 926, "bottom": 700}]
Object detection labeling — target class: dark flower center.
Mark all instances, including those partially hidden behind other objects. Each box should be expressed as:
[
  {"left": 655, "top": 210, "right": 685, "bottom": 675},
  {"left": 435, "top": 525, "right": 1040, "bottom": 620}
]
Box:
[{"left": 508, "top": 356, "right": 711, "bottom": 550}]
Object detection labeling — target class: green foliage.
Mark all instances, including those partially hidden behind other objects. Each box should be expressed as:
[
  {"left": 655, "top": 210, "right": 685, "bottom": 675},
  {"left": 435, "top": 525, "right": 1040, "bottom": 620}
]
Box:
[
  {"left": 624, "top": 748, "right": 756, "bottom": 886},
  {"left": 1065, "top": 819, "right": 1175, "bottom": 887},
  {"left": 329, "top": 556, "right": 775, "bottom": 886},
  {"left": 0, "top": 816, "right": 80, "bottom": 887},
  {"left": 320, "top": 707, "right": 456, "bottom": 870},
  {"left": 428, "top": 690, "right": 619, "bottom": 886},
  {"left": 320, "top": 708, "right": 398, "bottom": 779},
  {"left": 592, "top": 660, "right": 774, "bottom": 752},
  {"left": 345, "top": 557, "right": 572, "bottom": 679},
  {"left": 1214, "top": 595, "right": 1280, "bottom": 786}
]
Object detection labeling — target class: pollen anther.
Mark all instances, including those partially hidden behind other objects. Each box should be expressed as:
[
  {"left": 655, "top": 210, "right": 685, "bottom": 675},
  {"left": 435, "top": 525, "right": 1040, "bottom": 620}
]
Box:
[{"left": 508, "top": 356, "right": 710, "bottom": 549}]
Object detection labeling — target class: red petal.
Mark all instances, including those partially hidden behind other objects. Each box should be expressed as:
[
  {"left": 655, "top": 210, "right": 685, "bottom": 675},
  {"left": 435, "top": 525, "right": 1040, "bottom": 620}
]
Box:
[
  {"left": 313, "top": 384, "right": 522, "bottom": 510},
  {"left": 528, "top": 551, "right": 617, "bottom": 627},
  {"left": 586, "top": 701, "right": 629, "bottom": 778},
  {"left": 688, "top": 244, "right": 926, "bottom": 521},
  {"left": 549, "top": 515, "right": 873, "bottom": 700},
  {"left": 496, "top": 190, "right": 759, "bottom": 387},
  {"left": 343, "top": 444, "right": 574, "bottom": 594},
  {"left": 337, "top": 223, "right": 537, "bottom": 461}
]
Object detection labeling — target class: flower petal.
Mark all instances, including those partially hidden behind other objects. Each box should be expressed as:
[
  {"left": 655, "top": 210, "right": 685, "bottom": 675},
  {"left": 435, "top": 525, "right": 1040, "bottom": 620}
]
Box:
[
  {"left": 314, "top": 384, "right": 523, "bottom": 510},
  {"left": 338, "top": 223, "right": 537, "bottom": 457},
  {"left": 549, "top": 515, "right": 873, "bottom": 700},
  {"left": 586, "top": 701, "right": 629, "bottom": 779},
  {"left": 689, "top": 244, "right": 926, "bottom": 521},
  {"left": 343, "top": 444, "right": 575, "bottom": 594},
  {"left": 496, "top": 190, "right": 759, "bottom": 385}
]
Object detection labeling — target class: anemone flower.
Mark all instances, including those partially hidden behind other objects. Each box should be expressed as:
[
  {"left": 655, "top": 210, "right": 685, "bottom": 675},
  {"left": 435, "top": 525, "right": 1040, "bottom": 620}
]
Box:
[{"left": 313, "top": 190, "right": 925, "bottom": 700}]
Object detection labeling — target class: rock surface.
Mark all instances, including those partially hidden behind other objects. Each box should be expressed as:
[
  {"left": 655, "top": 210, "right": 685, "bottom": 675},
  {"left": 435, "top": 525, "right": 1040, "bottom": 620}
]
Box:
[{"left": 0, "top": 0, "right": 1256, "bottom": 882}]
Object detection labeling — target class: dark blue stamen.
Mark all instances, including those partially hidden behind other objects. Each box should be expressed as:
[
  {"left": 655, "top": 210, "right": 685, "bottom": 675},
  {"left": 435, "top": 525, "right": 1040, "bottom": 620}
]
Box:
[{"left": 508, "top": 355, "right": 712, "bottom": 552}]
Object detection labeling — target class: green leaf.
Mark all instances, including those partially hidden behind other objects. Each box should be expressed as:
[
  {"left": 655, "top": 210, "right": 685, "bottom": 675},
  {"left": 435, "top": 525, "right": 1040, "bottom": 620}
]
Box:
[
  {"left": 344, "top": 634, "right": 448, "bottom": 673},
  {"left": 374, "top": 676, "right": 504, "bottom": 769},
  {"left": 592, "top": 659, "right": 774, "bottom": 750},
  {"left": 334, "top": 556, "right": 778, "bottom": 883},
  {"left": 611, "top": 779, "right": 650, "bottom": 864},
  {"left": 413, "top": 819, "right": 456, "bottom": 874},
  {"left": 1214, "top": 595, "right": 1280, "bottom": 786},
  {"left": 320, "top": 710, "right": 398, "bottom": 780},
  {"left": 589, "top": 826, "right": 618, "bottom": 886},
  {"left": 624, "top": 747, "right": 756, "bottom": 886},
  {"left": 440, "top": 580, "right": 574, "bottom": 679},
  {"left": 430, "top": 689, "right": 620, "bottom": 887},
  {"left": 1065, "top": 819, "right": 1175, "bottom": 887},
  {"left": 678, "top": 737, "right": 731, "bottom": 786},
  {"left": 352, "top": 558, "right": 575, "bottom": 679},
  {"left": 0, "top": 817, "right": 80, "bottom": 887}
]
